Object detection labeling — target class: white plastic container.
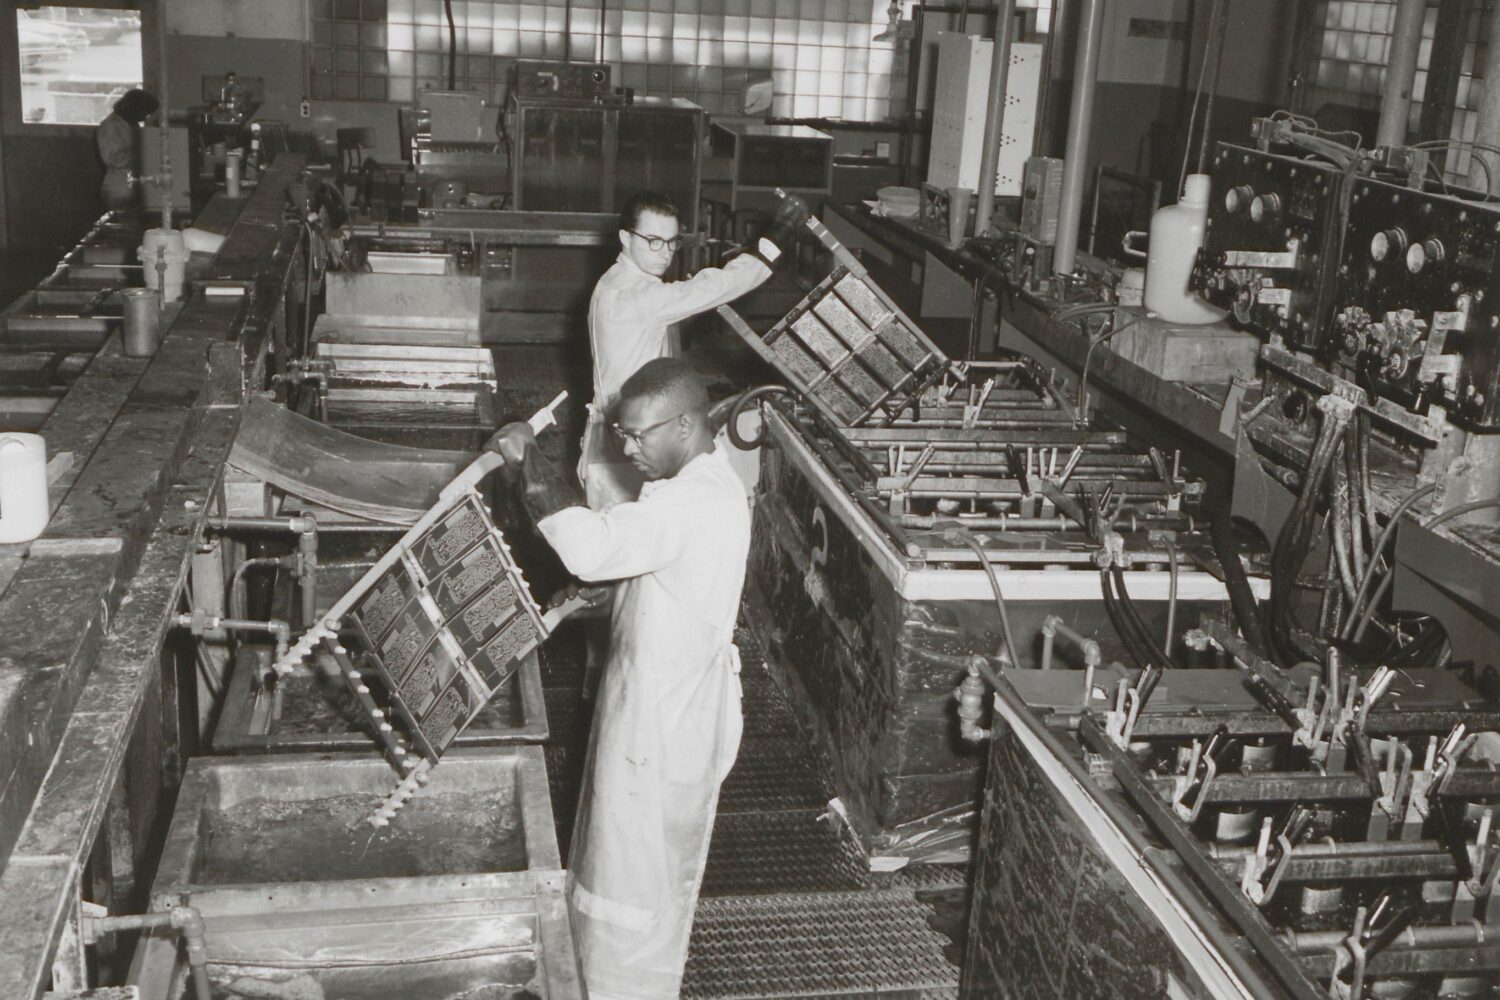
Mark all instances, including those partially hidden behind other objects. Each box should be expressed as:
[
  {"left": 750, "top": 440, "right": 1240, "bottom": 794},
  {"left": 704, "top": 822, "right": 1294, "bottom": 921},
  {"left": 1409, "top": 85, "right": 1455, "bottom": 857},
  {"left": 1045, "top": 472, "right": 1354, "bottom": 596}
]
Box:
[
  {"left": 0, "top": 432, "right": 49, "bottom": 544},
  {"left": 1143, "top": 174, "right": 1227, "bottom": 325},
  {"left": 138, "top": 228, "right": 190, "bottom": 303}
]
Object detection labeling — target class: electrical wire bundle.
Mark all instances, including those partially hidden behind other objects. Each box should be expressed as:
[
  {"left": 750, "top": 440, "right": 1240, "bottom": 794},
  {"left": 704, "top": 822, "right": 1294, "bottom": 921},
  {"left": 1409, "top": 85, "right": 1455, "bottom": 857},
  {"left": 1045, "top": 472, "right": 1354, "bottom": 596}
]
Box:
[{"left": 1264, "top": 394, "right": 1357, "bottom": 666}]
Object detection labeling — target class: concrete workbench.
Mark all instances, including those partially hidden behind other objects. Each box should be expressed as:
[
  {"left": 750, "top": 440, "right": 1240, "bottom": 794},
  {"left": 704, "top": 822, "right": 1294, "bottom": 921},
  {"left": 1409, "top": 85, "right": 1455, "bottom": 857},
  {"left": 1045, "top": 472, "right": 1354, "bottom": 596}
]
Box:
[{"left": 0, "top": 157, "right": 306, "bottom": 998}]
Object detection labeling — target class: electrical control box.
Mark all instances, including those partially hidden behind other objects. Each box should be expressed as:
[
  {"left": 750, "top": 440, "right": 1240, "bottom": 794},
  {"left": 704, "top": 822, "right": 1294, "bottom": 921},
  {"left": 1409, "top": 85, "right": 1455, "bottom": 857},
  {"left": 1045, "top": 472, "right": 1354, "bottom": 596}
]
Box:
[
  {"left": 1192, "top": 142, "right": 1348, "bottom": 351},
  {"left": 509, "top": 60, "right": 613, "bottom": 102},
  {"left": 926, "top": 34, "right": 1042, "bottom": 198},
  {"left": 1330, "top": 176, "right": 1500, "bottom": 429},
  {"left": 1020, "top": 156, "right": 1064, "bottom": 244}
]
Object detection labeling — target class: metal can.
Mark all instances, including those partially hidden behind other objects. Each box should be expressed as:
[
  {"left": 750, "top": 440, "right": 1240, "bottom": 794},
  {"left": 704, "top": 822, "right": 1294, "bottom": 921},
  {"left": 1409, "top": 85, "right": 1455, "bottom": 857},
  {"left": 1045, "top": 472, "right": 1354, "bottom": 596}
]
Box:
[{"left": 122, "top": 287, "right": 162, "bottom": 357}]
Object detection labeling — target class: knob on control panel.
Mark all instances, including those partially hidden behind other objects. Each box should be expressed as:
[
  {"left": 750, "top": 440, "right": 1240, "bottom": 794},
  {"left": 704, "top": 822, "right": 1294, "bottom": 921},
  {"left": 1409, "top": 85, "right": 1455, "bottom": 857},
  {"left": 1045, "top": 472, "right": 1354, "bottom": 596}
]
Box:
[
  {"left": 1249, "top": 193, "right": 1281, "bottom": 223},
  {"left": 1405, "top": 238, "right": 1445, "bottom": 274},
  {"left": 1370, "top": 228, "right": 1407, "bottom": 262},
  {"left": 1224, "top": 185, "right": 1255, "bottom": 214}
]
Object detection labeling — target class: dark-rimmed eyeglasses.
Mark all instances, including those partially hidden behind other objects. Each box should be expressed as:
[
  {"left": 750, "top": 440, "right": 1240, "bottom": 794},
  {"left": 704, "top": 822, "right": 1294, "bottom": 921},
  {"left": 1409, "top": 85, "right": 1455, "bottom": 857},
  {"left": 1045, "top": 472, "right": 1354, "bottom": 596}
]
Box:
[
  {"left": 628, "top": 230, "right": 684, "bottom": 253},
  {"left": 611, "top": 413, "right": 682, "bottom": 447}
]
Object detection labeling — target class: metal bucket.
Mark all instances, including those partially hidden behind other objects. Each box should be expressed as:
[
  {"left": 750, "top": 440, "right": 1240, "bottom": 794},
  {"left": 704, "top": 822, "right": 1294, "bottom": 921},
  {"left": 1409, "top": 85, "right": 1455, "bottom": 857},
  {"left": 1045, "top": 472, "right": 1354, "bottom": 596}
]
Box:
[{"left": 122, "top": 287, "right": 162, "bottom": 357}]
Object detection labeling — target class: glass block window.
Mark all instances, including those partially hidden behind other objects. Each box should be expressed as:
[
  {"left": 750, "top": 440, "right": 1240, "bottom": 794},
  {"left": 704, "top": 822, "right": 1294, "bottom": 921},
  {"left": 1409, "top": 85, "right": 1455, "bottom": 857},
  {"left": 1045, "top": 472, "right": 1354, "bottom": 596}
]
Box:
[
  {"left": 310, "top": 0, "right": 914, "bottom": 120},
  {"left": 1309, "top": 0, "right": 1497, "bottom": 180}
]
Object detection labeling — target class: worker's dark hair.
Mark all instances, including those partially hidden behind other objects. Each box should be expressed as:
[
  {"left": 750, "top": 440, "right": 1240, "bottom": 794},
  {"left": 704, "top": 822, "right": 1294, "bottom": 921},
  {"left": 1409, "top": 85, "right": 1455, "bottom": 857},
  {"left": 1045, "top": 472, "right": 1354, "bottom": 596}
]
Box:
[
  {"left": 620, "top": 191, "right": 678, "bottom": 232},
  {"left": 618, "top": 357, "right": 708, "bottom": 416},
  {"left": 113, "top": 89, "right": 159, "bottom": 124}
]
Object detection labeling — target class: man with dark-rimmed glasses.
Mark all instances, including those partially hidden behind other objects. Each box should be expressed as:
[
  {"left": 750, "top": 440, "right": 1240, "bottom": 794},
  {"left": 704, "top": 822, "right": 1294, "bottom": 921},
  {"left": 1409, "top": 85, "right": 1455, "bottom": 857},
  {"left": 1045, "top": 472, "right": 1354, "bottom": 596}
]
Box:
[{"left": 581, "top": 189, "right": 808, "bottom": 508}]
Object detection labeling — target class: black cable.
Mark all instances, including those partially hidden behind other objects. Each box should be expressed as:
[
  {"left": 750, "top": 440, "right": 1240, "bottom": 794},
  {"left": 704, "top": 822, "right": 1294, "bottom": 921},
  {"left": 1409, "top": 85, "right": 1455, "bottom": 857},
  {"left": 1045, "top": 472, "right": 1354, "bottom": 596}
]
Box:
[
  {"left": 1112, "top": 563, "right": 1178, "bottom": 668},
  {"left": 1100, "top": 567, "right": 1152, "bottom": 669},
  {"left": 1209, "top": 512, "right": 1265, "bottom": 652}
]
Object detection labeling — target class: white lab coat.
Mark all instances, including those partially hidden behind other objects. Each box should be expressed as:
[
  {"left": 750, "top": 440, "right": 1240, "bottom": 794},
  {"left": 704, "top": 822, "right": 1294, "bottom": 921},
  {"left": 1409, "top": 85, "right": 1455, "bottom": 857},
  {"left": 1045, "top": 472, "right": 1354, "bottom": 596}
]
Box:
[
  {"left": 538, "top": 446, "right": 751, "bottom": 999},
  {"left": 581, "top": 249, "right": 772, "bottom": 508},
  {"left": 97, "top": 112, "right": 136, "bottom": 210}
]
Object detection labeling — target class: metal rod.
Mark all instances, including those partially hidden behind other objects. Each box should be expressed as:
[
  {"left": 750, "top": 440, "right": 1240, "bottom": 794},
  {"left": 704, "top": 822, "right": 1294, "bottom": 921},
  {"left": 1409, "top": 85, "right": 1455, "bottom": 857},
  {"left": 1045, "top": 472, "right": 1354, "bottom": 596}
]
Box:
[
  {"left": 1211, "top": 839, "right": 1449, "bottom": 860},
  {"left": 1193, "top": 0, "right": 1232, "bottom": 175},
  {"left": 1052, "top": 0, "right": 1105, "bottom": 275},
  {"left": 973, "top": 0, "right": 1019, "bottom": 238},
  {"left": 1286, "top": 923, "right": 1489, "bottom": 954},
  {"left": 1378, "top": 0, "right": 1427, "bottom": 147}
]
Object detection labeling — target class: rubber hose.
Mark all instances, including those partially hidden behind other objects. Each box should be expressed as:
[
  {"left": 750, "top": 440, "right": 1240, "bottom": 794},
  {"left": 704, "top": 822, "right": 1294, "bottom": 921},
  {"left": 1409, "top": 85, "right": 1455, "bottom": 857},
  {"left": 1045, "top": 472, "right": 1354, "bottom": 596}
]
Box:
[{"left": 722, "top": 385, "right": 792, "bottom": 450}]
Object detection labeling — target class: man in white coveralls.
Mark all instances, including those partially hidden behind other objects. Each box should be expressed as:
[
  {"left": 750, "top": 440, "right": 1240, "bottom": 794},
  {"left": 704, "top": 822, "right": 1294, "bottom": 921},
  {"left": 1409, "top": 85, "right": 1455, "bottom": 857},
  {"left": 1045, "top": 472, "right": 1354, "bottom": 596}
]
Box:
[{"left": 488, "top": 356, "right": 751, "bottom": 999}]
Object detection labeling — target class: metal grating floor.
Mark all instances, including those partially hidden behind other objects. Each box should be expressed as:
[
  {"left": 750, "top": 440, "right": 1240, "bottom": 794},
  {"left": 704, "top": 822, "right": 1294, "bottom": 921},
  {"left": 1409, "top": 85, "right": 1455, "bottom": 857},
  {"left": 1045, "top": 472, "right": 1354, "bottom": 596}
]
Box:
[
  {"left": 541, "top": 619, "right": 966, "bottom": 997},
  {"left": 682, "top": 890, "right": 962, "bottom": 999}
]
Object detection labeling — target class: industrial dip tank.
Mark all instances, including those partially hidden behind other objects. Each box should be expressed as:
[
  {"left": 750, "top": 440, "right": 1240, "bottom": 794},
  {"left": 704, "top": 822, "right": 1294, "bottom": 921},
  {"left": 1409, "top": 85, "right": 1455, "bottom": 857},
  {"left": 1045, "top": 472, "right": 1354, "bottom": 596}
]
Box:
[
  {"left": 130, "top": 749, "right": 581, "bottom": 1000},
  {"left": 725, "top": 218, "right": 1256, "bottom": 864}
]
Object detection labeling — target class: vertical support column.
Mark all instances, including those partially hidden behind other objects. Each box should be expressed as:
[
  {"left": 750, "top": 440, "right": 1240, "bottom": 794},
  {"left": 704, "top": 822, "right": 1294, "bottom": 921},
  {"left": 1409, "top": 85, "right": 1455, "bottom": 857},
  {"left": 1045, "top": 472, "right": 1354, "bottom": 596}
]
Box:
[
  {"left": 1418, "top": 0, "right": 1479, "bottom": 173},
  {"left": 1052, "top": 0, "right": 1106, "bottom": 276},
  {"left": 50, "top": 883, "right": 87, "bottom": 992},
  {"left": 973, "top": 0, "right": 1019, "bottom": 237},
  {"left": 1377, "top": 0, "right": 1429, "bottom": 147},
  {"left": 1467, "top": 5, "right": 1500, "bottom": 192}
]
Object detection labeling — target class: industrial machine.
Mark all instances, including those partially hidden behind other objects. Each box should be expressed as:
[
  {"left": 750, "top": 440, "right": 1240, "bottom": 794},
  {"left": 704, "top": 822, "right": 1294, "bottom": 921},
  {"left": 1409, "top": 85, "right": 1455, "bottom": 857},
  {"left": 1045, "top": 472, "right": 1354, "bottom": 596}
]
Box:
[
  {"left": 731, "top": 218, "right": 1246, "bottom": 861},
  {"left": 408, "top": 90, "right": 508, "bottom": 206},
  {"left": 1331, "top": 176, "right": 1500, "bottom": 431},
  {"left": 507, "top": 62, "right": 703, "bottom": 227},
  {"left": 710, "top": 121, "right": 834, "bottom": 217},
  {"left": 1192, "top": 140, "right": 1349, "bottom": 352}
]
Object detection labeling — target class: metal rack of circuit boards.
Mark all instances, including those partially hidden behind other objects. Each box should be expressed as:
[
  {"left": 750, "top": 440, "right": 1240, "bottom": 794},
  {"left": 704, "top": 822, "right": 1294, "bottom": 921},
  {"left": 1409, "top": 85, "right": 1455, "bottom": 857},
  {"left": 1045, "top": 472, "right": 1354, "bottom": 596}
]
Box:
[
  {"left": 963, "top": 616, "right": 1500, "bottom": 999},
  {"left": 267, "top": 394, "right": 576, "bottom": 826}
]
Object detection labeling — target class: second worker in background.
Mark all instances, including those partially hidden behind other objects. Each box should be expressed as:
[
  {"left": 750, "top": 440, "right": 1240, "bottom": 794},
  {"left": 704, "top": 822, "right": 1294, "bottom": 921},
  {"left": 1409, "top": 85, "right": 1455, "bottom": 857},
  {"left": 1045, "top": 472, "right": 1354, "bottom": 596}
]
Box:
[{"left": 581, "top": 188, "right": 810, "bottom": 507}]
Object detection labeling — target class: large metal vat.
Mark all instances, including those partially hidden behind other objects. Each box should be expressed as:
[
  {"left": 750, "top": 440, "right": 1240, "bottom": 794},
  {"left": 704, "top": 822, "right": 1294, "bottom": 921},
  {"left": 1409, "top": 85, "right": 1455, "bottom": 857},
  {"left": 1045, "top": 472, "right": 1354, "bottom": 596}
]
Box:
[{"left": 130, "top": 747, "right": 581, "bottom": 999}]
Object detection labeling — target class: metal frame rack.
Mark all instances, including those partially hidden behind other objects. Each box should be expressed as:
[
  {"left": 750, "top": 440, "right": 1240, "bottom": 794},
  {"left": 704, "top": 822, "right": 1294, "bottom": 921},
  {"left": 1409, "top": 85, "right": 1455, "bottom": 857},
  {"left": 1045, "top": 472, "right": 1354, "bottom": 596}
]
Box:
[{"left": 963, "top": 625, "right": 1500, "bottom": 999}]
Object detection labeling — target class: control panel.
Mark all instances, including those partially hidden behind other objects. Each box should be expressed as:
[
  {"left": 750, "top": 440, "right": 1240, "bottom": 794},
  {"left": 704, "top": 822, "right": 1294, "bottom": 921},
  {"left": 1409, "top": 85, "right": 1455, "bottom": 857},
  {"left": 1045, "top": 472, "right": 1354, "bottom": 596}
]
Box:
[
  {"left": 509, "top": 60, "right": 613, "bottom": 102},
  {"left": 1193, "top": 143, "right": 1347, "bottom": 351},
  {"left": 1331, "top": 176, "right": 1500, "bottom": 429}
]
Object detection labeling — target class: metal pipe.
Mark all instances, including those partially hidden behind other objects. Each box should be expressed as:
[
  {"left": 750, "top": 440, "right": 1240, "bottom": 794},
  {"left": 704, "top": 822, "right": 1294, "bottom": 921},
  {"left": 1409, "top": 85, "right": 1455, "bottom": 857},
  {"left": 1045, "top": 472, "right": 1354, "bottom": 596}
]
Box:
[
  {"left": 972, "top": 0, "right": 1018, "bottom": 237},
  {"left": 1051, "top": 0, "right": 1105, "bottom": 275},
  {"left": 1040, "top": 614, "right": 1102, "bottom": 670},
  {"left": 174, "top": 613, "right": 292, "bottom": 662},
  {"left": 156, "top": 0, "right": 171, "bottom": 232},
  {"left": 87, "top": 906, "right": 210, "bottom": 1000},
  {"left": 1377, "top": 0, "right": 1427, "bottom": 147},
  {"left": 208, "top": 514, "right": 402, "bottom": 535}
]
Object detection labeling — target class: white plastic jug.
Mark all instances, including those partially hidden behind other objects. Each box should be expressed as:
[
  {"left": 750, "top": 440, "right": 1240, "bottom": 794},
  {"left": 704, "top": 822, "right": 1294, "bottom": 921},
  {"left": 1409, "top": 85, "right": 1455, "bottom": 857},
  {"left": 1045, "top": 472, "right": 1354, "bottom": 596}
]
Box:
[
  {"left": 0, "top": 432, "right": 49, "bottom": 544},
  {"left": 1123, "top": 174, "right": 1227, "bottom": 325},
  {"left": 138, "top": 228, "right": 190, "bottom": 303}
]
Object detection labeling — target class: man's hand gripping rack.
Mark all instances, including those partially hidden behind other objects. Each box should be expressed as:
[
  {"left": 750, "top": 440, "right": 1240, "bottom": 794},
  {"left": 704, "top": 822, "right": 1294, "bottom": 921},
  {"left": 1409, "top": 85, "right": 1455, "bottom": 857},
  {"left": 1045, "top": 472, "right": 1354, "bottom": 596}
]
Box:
[{"left": 268, "top": 391, "right": 581, "bottom": 827}]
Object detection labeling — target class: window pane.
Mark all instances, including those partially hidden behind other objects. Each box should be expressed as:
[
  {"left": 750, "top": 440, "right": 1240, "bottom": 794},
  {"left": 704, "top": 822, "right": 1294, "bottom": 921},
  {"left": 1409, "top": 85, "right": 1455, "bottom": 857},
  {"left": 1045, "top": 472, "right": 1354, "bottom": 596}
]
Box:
[{"left": 18, "top": 7, "right": 143, "bottom": 125}]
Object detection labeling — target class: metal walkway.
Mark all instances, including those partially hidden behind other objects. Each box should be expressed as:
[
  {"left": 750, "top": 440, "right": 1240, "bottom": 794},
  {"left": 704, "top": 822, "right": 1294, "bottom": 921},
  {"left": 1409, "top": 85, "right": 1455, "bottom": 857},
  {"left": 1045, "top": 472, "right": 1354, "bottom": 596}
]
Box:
[{"left": 539, "top": 623, "right": 968, "bottom": 998}]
